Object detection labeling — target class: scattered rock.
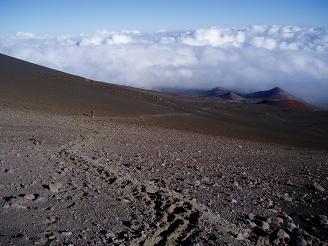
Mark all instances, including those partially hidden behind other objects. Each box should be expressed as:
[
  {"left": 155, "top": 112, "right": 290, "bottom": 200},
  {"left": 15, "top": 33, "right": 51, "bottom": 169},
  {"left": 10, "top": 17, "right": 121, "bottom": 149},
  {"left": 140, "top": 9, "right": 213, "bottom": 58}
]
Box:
[
  {"left": 230, "top": 198, "right": 237, "bottom": 204},
  {"left": 243, "top": 229, "right": 251, "bottom": 238},
  {"left": 248, "top": 212, "right": 255, "bottom": 220},
  {"left": 46, "top": 233, "right": 56, "bottom": 240},
  {"left": 24, "top": 194, "right": 36, "bottom": 201},
  {"left": 261, "top": 221, "right": 270, "bottom": 231},
  {"left": 282, "top": 193, "right": 292, "bottom": 202},
  {"left": 248, "top": 220, "right": 257, "bottom": 229},
  {"left": 273, "top": 229, "right": 289, "bottom": 245},
  {"left": 67, "top": 202, "right": 75, "bottom": 208},
  {"left": 49, "top": 235, "right": 56, "bottom": 240},
  {"left": 11, "top": 203, "right": 26, "bottom": 209},
  {"left": 294, "top": 234, "right": 307, "bottom": 246},
  {"left": 44, "top": 182, "right": 62, "bottom": 193},
  {"left": 3, "top": 203, "right": 10, "bottom": 209},
  {"left": 236, "top": 232, "right": 246, "bottom": 241},
  {"left": 310, "top": 181, "right": 325, "bottom": 192},
  {"left": 318, "top": 215, "right": 328, "bottom": 225},
  {"left": 287, "top": 222, "right": 297, "bottom": 232},
  {"left": 256, "top": 236, "right": 270, "bottom": 246},
  {"left": 272, "top": 217, "right": 284, "bottom": 226},
  {"left": 61, "top": 231, "right": 72, "bottom": 237},
  {"left": 145, "top": 182, "right": 159, "bottom": 193},
  {"left": 265, "top": 217, "right": 272, "bottom": 224},
  {"left": 46, "top": 216, "right": 57, "bottom": 224},
  {"left": 263, "top": 198, "right": 273, "bottom": 208}
]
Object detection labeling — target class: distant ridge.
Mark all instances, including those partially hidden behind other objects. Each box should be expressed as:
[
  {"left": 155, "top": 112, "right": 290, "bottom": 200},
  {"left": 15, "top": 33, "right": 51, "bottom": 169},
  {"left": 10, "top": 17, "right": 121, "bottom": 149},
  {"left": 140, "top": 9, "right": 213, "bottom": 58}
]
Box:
[
  {"left": 220, "top": 92, "right": 245, "bottom": 101},
  {"left": 158, "top": 86, "right": 316, "bottom": 111},
  {"left": 242, "top": 87, "right": 316, "bottom": 111},
  {"left": 242, "top": 87, "right": 295, "bottom": 100},
  {"left": 199, "top": 87, "right": 231, "bottom": 98}
]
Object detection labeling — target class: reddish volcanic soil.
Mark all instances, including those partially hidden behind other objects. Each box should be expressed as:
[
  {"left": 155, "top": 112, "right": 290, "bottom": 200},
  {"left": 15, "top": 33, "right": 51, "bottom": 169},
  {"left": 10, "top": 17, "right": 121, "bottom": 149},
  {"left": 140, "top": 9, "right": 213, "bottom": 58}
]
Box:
[{"left": 258, "top": 100, "right": 316, "bottom": 112}]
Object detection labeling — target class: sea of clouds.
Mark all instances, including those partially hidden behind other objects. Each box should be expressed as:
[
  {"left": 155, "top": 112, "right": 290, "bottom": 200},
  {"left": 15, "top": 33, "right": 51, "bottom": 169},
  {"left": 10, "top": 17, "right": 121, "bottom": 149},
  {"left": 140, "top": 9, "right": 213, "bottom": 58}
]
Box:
[{"left": 0, "top": 25, "right": 327, "bottom": 107}]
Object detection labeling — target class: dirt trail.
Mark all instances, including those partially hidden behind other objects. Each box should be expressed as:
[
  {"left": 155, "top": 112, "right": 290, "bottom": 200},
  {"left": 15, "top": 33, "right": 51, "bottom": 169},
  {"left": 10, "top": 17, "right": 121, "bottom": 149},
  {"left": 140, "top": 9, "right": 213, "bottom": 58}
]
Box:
[{"left": 56, "top": 120, "right": 239, "bottom": 245}]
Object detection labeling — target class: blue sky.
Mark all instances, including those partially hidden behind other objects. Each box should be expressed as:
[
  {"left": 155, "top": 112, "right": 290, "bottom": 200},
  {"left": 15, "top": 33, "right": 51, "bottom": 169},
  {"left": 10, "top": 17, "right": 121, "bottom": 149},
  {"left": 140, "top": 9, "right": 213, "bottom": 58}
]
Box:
[{"left": 0, "top": 0, "right": 327, "bottom": 35}]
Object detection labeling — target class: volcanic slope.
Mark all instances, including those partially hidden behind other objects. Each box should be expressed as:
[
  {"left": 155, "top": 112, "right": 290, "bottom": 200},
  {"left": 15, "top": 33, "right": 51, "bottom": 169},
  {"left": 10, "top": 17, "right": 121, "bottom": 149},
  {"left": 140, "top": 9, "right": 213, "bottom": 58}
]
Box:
[
  {"left": 0, "top": 53, "right": 328, "bottom": 245},
  {"left": 0, "top": 53, "right": 328, "bottom": 149}
]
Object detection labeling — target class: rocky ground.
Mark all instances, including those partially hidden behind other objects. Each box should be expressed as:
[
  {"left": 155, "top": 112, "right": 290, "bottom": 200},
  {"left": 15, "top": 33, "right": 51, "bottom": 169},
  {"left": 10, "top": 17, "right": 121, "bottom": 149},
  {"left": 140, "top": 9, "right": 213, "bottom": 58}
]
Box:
[{"left": 0, "top": 108, "right": 327, "bottom": 245}]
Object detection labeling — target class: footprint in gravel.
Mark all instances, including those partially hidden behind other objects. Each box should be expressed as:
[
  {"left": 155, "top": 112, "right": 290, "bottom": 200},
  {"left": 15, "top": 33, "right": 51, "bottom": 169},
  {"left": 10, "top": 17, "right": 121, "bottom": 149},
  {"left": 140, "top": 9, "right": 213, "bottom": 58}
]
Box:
[
  {"left": 58, "top": 150, "right": 119, "bottom": 187},
  {"left": 120, "top": 186, "right": 203, "bottom": 245}
]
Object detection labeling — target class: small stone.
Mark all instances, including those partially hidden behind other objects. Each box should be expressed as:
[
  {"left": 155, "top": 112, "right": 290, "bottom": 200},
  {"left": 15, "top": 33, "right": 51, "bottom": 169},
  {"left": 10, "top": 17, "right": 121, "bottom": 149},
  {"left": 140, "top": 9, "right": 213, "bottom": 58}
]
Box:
[
  {"left": 3, "top": 203, "right": 10, "bottom": 209},
  {"left": 264, "top": 198, "right": 273, "bottom": 208},
  {"left": 283, "top": 193, "right": 292, "bottom": 202},
  {"left": 265, "top": 217, "right": 272, "bottom": 224},
  {"left": 231, "top": 198, "right": 237, "bottom": 204},
  {"left": 295, "top": 235, "right": 307, "bottom": 246},
  {"left": 256, "top": 236, "right": 270, "bottom": 246},
  {"left": 145, "top": 183, "right": 159, "bottom": 193},
  {"left": 35, "top": 236, "right": 49, "bottom": 245},
  {"left": 311, "top": 181, "right": 325, "bottom": 192},
  {"left": 272, "top": 217, "right": 284, "bottom": 226},
  {"left": 61, "top": 231, "right": 72, "bottom": 237},
  {"left": 47, "top": 233, "right": 56, "bottom": 240},
  {"left": 248, "top": 212, "right": 255, "bottom": 220},
  {"left": 318, "top": 215, "right": 328, "bottom": 225},
  {"left": 45, "top": 206, "right": 54, "bottom": 211},
  {"left": 24, "top": 194, "right": 36, "bottom": 201},
  {"left": 261, "top": 221, "right": 270, "bottom": 231},
  {"left": 287, "top": 222, "right": 297, "bottom": 232},
  {"left": 236, "top": 233, "right": 245, "bottom": 241},
  {"left": 242, "top": 229, "right": 251, "bottom": 238},
  {"left": 248, "top": 220, "right": 257, "bottom": 229},
  {"left": 48, "top": 182, "right": 62, "bottom": 193},
  {"left": 105, "top": 232, "right": 115, "bottom": 238},
  {"left": 47, "top": 216, "right": 57, "bottom": 224},
  {"left": 273, "top": 229, "right": 289, "bottom": 244},
  {"left": 285, "top": 215, "right": 293, "bottom": 222},
  {"left": 11, "top": 203, "right": 26, "bottom": 209}
]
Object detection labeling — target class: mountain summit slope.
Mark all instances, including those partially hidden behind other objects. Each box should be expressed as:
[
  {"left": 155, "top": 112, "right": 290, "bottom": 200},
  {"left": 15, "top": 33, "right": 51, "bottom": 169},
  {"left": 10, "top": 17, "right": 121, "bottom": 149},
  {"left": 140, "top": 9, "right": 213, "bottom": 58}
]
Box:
[{"left": 0, "top": 53, "right": 177, "bottom": 116}]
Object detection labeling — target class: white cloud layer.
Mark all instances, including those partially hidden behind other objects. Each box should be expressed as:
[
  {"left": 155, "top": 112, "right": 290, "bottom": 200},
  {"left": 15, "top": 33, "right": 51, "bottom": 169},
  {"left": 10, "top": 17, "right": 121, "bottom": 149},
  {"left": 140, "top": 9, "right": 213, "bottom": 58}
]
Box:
[{"left": 0, "top": 25, "right": 328, "bottom": 107}]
